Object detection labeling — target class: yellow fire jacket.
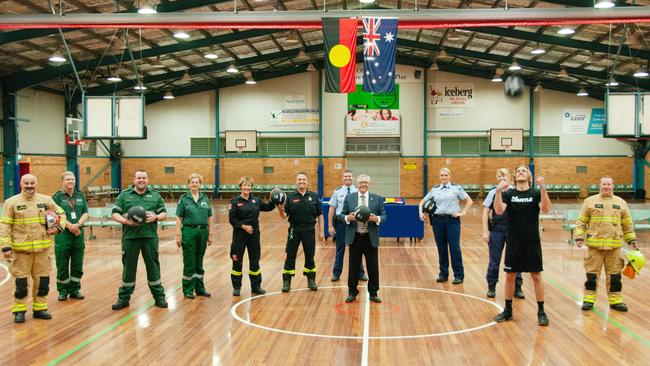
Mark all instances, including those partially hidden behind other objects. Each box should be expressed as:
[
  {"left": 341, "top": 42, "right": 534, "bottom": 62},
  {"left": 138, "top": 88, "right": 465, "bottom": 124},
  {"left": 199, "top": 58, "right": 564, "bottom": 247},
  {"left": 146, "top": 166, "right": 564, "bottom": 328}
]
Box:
[
  {"left": 0, "top": 192, "right": 66, "bottom": 253},
  {"left": 575, "top": 193, "right": 635, "bottom": 249}
]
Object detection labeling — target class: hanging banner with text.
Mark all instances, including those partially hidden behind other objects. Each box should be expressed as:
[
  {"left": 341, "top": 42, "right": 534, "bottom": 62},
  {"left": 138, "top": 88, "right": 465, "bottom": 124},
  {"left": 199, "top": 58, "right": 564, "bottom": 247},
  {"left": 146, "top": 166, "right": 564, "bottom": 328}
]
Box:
[
  {"left": 428, "top": 82, "right": 475, "bottom": 108},
  {"left": 563, "top": 109, "right": 604, "bottom": 134},
  {"left": 347, "top": 84, "right": 400, "bottom": 137}
]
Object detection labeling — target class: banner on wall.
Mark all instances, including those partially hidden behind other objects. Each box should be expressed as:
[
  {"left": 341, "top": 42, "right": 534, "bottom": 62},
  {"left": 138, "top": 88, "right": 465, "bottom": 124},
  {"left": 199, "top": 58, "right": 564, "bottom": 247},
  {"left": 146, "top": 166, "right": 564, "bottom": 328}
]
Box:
[
  {"left": 428, "top": 82, "right": 475, "bottom": 107},
  {"left": 588, "top": 108, "right": 605, "bottom": 134},
  {"left": 270, "top": 109, "right": 319, "bottom": 125},
  {"left": 562, "top": 109, "right": 591, "bottom": 134},
  {"left": 355, "top": 65, "right": 422, "bottom": 84},
  {"left": 347, "top": 83, "right": 400, "bottom": 136}
]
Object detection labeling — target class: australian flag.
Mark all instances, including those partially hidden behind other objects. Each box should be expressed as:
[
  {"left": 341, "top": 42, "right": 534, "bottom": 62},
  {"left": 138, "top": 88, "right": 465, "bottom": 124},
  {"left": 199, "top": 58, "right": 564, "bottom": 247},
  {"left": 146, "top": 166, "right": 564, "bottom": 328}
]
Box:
[{"left": 363, "top": 17, "right": 398, "bottom": 93}]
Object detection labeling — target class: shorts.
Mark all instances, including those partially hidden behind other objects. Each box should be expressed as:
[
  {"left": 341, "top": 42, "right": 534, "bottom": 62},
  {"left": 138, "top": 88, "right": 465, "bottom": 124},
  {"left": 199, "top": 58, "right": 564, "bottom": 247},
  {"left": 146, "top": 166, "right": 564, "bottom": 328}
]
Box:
[{"left": 504, "top": 239, "right": 543, "bottom": 273}]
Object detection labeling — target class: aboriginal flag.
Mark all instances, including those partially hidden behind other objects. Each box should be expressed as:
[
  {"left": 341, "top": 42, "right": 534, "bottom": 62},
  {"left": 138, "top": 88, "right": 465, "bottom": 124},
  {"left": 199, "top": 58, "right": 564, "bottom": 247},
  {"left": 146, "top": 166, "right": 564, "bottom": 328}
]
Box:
[{"left": 322, "top": 18, "right": 357, "bottom": 93}]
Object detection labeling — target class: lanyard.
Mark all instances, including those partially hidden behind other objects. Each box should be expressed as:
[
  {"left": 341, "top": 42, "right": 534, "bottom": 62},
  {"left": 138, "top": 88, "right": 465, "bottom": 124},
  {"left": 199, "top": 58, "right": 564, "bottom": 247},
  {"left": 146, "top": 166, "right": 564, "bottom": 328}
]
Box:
[{"left": 65, "top": 193, "right": 76, "bottom": 210}]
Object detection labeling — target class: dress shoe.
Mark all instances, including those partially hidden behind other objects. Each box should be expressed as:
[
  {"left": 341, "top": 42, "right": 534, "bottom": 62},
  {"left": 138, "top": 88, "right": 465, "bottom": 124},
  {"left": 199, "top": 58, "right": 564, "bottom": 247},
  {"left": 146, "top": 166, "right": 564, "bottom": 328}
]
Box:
[
  {"left": 436, "top": 277, "right": 448, "bottom": 283},
  {"left": 184, "top": 293, "right": 195, "bottom": 299},
  {"left": 610, "top": 303, "right": 628, "bottom": 312},
  {"left": 69, "top": 292, "right": 85, "bottom": 300},
  {"left": 537, "top": 312, "right": 549, "bottom": 326},
  {"left": 252, "top": 288, "right": 266, "bottom": 295},
  {"left": 494, "top": 310, "right": 512, "bottom": 322},
  {"left": 14, "top": 311, "right": 26, "bottom": 323},
  {"left": 195, "top": 290, "right": 211, "bottom": 297},
  {"left": 331, "top": 275, "right": 340, "bottom": 282},
  {"left": 33, "top": 310, "right": 52, "bottom": 320},
  {"left": 581, "top": 302, "right": 594, "bottom": 311},
  {"left": 154, "top": 300, "right": 169, "bottom": 308},
  {"left": 359, "top": 274, "right": 369, "bottom": 282},
  {"left": 233, "top": 288, "right": 241, "bottom": 296},
  {"left": 369, "top": 295, "right": 382, "bottom": 303},
  {"left": 111, "top": 301, "right": 129, "bottom": 310},
  {"left": 452, "top": 278, "right": 464, "bottom": 284},
  {"left": 58, "top": 293, "right": 68, "bottom": 301},
  {"left": 345, "top": 295, "right": 356, "bottom": 303}
]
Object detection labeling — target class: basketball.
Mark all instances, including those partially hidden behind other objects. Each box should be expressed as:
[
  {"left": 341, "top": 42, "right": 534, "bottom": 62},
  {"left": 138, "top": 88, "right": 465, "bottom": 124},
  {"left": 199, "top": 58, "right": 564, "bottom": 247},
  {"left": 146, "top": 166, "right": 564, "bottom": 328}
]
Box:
[
  {"left": 126, "top": 206, "right": 147, "bottom": 225},
  {"left": 504, "top": 75, "right": 524, "bottom": 97},
  {"left": 270, "top": 188, "right": 287, "bottom": 205},
  {"left": 44, "top": 210, "right": 60, "bottom": 230},
  {"left": 354, "top": 205, "right": 371, "bottom": 222},
  {"left": 422, "top": 198, "right": 437, "bottom": 215}
]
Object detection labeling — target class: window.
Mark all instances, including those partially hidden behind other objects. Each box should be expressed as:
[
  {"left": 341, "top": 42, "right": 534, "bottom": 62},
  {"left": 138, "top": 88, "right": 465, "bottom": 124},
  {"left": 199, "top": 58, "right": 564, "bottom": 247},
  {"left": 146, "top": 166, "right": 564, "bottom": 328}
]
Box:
[
  {"left": 440, "top": 136, "right": 559, "bottom": 155},
  {"left": 190, "top": 137, "right": 305, "bottom": 157}
]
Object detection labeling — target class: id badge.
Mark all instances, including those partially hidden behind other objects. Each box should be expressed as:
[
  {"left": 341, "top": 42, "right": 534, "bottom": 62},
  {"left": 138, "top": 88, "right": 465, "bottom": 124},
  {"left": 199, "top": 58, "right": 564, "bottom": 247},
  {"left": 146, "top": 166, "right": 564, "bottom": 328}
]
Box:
[{"left": 70, "top": 212, "right": 77, "bottom": 220}]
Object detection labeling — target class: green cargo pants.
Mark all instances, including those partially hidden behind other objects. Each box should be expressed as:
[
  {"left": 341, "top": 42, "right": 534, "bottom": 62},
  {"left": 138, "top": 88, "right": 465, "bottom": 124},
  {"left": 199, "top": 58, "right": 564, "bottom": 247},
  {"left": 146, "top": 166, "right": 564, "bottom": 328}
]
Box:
[
  {"left": 117, "top": 237, "right": 165, "bottom": 303},
  {"left": 181, "top": 226, "right": 208, "bottom": 296},
  {"left": 54, "top": 229, "right": 85, "bottom": 296}
]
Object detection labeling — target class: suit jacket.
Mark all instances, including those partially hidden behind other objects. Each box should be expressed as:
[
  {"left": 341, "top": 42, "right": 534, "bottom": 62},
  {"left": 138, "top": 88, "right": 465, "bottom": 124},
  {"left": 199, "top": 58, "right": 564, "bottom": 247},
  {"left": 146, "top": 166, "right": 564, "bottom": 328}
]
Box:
[{"left": 339, "top": 192, "right": 387, "bottom": 248}]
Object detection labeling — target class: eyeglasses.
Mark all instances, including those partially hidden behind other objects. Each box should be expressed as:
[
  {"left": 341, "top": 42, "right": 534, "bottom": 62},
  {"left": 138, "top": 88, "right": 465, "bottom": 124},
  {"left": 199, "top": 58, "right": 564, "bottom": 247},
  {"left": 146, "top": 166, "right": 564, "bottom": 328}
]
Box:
[{"left": 358, "top": 181, "right": 370, "bottom": 184}]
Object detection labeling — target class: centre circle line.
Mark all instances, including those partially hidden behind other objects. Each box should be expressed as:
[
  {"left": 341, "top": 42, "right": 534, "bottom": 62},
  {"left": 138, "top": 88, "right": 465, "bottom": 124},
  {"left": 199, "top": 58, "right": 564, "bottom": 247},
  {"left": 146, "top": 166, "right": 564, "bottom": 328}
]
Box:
[
  {"left": 0, "top": 262, "right": 10, "bottom": 287},
  {"left": 230, "top": 285, "right": 504, "bottom": 340}
]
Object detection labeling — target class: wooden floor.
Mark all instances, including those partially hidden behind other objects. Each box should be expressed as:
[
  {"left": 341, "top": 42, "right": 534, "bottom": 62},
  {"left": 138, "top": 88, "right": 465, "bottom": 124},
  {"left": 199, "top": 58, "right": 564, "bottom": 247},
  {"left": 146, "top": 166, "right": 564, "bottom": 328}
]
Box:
[{"left": 2, "top": 199, "right": 650, "bottom": 365}]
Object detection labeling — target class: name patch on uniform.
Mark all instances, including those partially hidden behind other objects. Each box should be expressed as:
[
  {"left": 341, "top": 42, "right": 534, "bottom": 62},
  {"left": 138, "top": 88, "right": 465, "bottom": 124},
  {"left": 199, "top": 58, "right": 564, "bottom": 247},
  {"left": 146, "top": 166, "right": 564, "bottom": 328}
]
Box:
[
  {"left": 292, "top": 199, "right": 300, "bottom": 203},
  {"left": 613, "top": 204, "right": 620, "bottom": 209},
  {"left": 595, "top": 204, "right": 604, "bottom": 208},
  {"left": 37, "top": 203, "right": 47, "bottom": 208},
  {"left": 237, "top": 203, "right": 245, "bottom": 207},
  {"left": 201, "top": 202, "right": 208, "bottom": 208},
  {"left": 76, "top": 198, "right": 83, "bottom": 202},
  {"left": 17, "top": 205, "right": 27, "bottom": 210}
]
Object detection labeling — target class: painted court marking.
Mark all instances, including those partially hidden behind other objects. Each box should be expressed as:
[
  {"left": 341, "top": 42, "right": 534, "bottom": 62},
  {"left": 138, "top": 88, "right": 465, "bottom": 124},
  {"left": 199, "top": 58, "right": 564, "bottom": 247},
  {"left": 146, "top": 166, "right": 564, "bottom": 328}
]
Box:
[
  {"left": 231, "top": 285, "right": 503, "bottom": 340},
  {"left": 0, "top": 262, "right": 10, "bottom": 287}
]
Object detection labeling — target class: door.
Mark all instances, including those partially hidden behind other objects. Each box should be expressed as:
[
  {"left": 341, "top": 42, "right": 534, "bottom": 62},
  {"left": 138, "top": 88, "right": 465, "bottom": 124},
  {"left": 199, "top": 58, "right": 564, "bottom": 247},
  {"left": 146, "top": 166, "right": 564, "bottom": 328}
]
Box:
[{"left": 346, "top": 157, "right": 399, "bottom": 197}]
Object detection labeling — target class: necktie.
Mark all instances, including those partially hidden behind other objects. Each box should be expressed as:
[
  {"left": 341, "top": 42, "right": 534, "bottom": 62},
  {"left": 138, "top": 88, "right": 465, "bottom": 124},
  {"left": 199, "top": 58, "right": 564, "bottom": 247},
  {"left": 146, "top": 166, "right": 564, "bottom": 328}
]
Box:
[
  {"left": 347, "top": 186, "right": 350, "bottom": 195},
  {"left": 361, "top": 194, "right": 366, "bottom": 207}
]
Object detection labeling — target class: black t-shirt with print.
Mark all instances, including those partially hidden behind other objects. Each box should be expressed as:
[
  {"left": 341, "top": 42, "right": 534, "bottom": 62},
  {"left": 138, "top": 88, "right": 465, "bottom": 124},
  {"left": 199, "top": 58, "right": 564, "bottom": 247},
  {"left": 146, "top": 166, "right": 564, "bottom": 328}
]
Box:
[{"left": 502, "top": 188, "right": 541, "bottom": 241}]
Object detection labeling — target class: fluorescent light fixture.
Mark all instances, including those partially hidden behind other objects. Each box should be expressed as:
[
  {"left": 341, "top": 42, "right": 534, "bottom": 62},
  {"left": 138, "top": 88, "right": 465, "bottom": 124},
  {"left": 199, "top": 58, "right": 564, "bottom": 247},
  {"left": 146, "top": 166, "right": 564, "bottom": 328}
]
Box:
[
  {"left": 245, "top": 78, "right": 256, "bottom": 85},
  {"left": 633, "top": 68, "right": 649, "bottom": 78},
  {"left": 607, "top": 78, "right": 619, "bottom": 86},
  {"left": 508, "top": 61, "right": 521, "bottom": 71},
  {"left": 491, "top": 74, "right": 503, "bottom": 82},
  {"left": 359, "top": 0, "right": 375, "bottom": 3},
  {"left": 163, "top": 91, "right": 174, "bottom": 100},
  {"left": 107, "top": 75, "right": 122, "bottom": 82},
  {"left": 134, "top": 84, "right": 147, "bottom": 90},
  {"left": 447, "top": 29, "right": 461, "bottom": 41},
  {"left": 173, "top": 31, "right": 190, "bottom": 39},
  {"left": 531, "top": 45, "right": 546, "bottom": 55},
  {"left": 285, "top": 32, "right": 298, "bottom": 44},
  {"left": 204, "top": 51, "right": 218, "bottom": 59},
  {"left": 594, "top": 0, "right": 615, "bottom": 9},
  {"left": 137, "top": 4, "right": 157, "bottom": 14},
  {"left": 558, "top": 27, "right": 575, "bottom": 35},
  {"left": 576, "top": 88, "right": 589, "bottom": 96},
  {"left": 49, "top": 52, "right": 66, "bottom": 63},
  {"left": 226, "top": 64, "right": 239, "bottom": 73}
]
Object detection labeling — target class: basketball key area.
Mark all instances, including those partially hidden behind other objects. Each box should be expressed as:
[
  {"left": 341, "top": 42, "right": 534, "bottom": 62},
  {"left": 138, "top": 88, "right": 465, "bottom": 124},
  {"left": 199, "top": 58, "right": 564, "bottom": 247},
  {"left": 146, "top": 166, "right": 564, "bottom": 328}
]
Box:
[{"left": 1, "top": 200, "right": 649, "bottom": 365}]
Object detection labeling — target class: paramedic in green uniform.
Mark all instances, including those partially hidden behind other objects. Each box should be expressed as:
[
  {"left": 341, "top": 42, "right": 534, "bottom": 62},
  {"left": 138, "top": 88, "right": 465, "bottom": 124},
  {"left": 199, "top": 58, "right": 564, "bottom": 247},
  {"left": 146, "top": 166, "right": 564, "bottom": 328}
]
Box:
[
  {"left": 52, "top": 171, "right": 89, "bottom": 301},
  {"left": 110, "top": 169, "right": 168, "bottom": 310},
  {"left": 175, "top": 173, "right": 214, "bottom": 299}
]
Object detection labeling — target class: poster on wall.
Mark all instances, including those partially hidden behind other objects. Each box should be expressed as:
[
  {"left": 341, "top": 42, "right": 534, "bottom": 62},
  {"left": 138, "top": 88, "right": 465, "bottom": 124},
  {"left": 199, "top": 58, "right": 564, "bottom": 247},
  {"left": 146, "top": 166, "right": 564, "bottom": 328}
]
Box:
[
  {"left": 346, "top": 84, "right": 400, "bottom": 137},
  {"left": 436, "top": 108, "right": 464, "bottom": 119},
  {"left": 270, "top": 109, "right": 319, "bottom": 125},
  {"left": 428, "top": 82, "right": 475, "bottom": 108},
  {"left": 562, "top": 109, "right": 592, "bottom": 134},
  {"left": 587, "top": 108, "right": 605, "bottom": 134}
]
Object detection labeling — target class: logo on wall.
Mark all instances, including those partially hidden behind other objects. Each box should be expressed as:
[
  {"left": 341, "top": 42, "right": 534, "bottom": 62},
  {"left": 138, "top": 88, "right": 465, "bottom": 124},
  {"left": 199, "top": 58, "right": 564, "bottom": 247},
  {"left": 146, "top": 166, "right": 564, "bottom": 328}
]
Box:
[{"left": 428, "top": 83, "right": 475, "bottom": 108}]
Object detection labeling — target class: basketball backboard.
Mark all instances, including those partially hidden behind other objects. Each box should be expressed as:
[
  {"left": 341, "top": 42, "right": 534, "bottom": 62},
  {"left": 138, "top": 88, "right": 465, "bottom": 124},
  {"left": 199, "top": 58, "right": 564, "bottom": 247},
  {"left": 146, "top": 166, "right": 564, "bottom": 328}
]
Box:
[
  {"left": 489, "top": 129, "right": 523, "bottom": 151},
  {"left": 225, "top": 130, "right": 258, "bottom": 153},
  {"left": 83, "top": 95, "right": 145, "bottom": 139}
]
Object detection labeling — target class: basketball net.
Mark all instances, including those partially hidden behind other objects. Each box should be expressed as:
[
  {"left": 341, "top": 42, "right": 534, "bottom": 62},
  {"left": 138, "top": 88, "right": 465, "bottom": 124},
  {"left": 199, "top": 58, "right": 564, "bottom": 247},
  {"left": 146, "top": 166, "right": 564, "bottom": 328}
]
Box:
[{"left": 503, "top": 145, "right": 512, "bottom": 154}]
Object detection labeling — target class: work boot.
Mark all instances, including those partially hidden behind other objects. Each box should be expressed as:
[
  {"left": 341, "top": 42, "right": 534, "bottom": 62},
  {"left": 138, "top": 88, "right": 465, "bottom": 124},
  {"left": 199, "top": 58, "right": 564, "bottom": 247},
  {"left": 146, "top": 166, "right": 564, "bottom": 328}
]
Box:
[
  {"left": 58, "top": 293, "right": 68, "bottom": 301},
  {"left": 494, "top": 309, "right": 512, "bottom": 322},
  {"left": 154, "top": 300, "right": 168, "bottom": 308},
  {"left": 282, "top": 274, "right": 292, "bottom": 293},
  {"left": 14, "top": 312, "right": 26, "bottom": 323},
  {"left": 306, "top": 272, "right": 318, "bottom": 291},
  {"left": 581, "top": 302, "right": 594, "bottom": 311},
  {"left": 33, "top": 310, "right": 53, "bottom": 320},
  {"left": 486, "top": 283, "right": 496, "bottom": 298},
  {"left": 233, "top": 288, "right": 241, "bottom": 296},
  {"left": 69, "top": 291, "right": 85, "bottom": 300},
  {"left": 514, "top": 284, "right": 525, "bottom": 299},
  {"left": 610, "top": 303, "right": 628, "bottom": 312},
  {"left": 252, "top": 287, "right": 266, "bottom": 295},
  {"left": 111, "top": 301, "right": 129, "bottom": 310},
  {"left": 195, "top": 290, "right": 211, "bottom": 297}
]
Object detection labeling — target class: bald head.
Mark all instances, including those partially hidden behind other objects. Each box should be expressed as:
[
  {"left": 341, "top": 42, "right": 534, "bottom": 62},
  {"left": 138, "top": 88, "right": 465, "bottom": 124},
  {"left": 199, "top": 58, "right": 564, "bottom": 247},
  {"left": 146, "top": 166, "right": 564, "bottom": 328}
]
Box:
[{"left": 20, "top": 174, "right": 38, "bottom": 195}]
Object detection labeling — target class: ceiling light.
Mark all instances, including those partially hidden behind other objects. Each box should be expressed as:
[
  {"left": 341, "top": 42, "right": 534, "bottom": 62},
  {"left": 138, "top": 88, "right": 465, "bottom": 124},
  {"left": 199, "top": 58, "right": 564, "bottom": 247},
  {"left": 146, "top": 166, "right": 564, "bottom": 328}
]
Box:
[
  {"left": 49, "top": 51, "right": 66, "bottom": 63},
  {"left": 134, "top": 84, "right": 147, "bottom": 91},
  {"left": 633, "top": 68, "right": 649, "bottom": 78},
  {"left": 534, "top": 83, "right": 543, "bottom": 92},
  {"left": 558, "top": 68, "right": 569, "bottom": 78},
  {"left": 594, "top": 0, "right": 615, "bottom": 9},
  {"left": 429, "top": 62, "right": 439, "bottom": 71},
  {"left": 606, "top": 78, "right": 619, "bottom": 87},
  {"left": 285, "top": 32, "right": 298, "bottom": 44},
  {"left": 107, "top": 75, "right": 122, "bottom": 82},
  {"left": 245, "top": 78, "right": 256, "bottom": 85},
  {"left": 173, "top": 30, "right": 190, "bottom": 39},
  {"left": 359, "top": 0, "right": 375, "bottom": 3},
  {"left": 576, "top": 88, "right": 589, "bottom": 97},
  {"left": 447, "top": 29, "right": 461, "bottom": 41},
  {"left": 558, "top": 27, "right": 575, "bottom": 35},
  {"left": 508, "top": 61, "right": 521, "bottom": 71},
  {"left": 204, "top": 51, "right": 219, "bottom": 59},
  {"left": 491, "top": 74, "right": 503, "bottom": 82},
  {"left": 297, "top": 50, "right": 308, "bottom": 59},
  {"left": 438, "top": 49, "right": 448, "bottom": 58},
  {"left": 306, "top": 63, "right": 317, "bottom": 72},
  {"left": 227, "top": 64, "right": 239, "bottom": 73},
  {"left": 182, "top": 71, "right": 192, "bottom": 81},
  {"left": 531, "top": 45, "right": 546, "bottom": 55},
  {"left": 163, "top": 91, "right": 175, "bottom": 100},
  {"left": 137, "top": 4, "right": 157, "bottom": 15}
]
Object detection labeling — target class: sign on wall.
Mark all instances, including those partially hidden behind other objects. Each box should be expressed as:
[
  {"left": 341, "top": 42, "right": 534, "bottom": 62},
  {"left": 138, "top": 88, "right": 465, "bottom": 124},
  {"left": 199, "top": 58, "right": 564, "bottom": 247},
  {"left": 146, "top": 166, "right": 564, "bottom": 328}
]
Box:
[
  {"left": 346, "top": 84, "right": 400, "bottom": 137},
  {"left": 563, "top": 109, "right": 603, "bottom": 134},
  {"left": 270, "top": 95, "right": 318, "bottom": 125},
  {"left": 428, "top": 83, "right": 475, "bottom": 108}
]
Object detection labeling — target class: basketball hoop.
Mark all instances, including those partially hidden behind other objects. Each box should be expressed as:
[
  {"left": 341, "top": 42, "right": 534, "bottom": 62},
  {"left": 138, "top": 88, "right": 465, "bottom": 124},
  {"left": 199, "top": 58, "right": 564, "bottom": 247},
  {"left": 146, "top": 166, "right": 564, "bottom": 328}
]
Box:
[
  {"left": 503, "top": 145, "right": 512, "bottom": 154},
  {"left": 79, "top": 139, "right": 91, "bottom": 151}
]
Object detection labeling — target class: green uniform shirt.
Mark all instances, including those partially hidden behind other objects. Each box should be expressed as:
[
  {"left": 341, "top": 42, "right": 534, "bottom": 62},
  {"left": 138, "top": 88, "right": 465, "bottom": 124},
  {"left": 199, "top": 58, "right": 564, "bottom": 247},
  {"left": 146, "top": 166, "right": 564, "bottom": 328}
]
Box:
[
  {"left": 52, "top": 190, "right": 88, "bottom": 226},
  {"left": 112, "top": 186, "right": 166, "bottom": 239},
  {"left": 176, "top": 192, "right": 212, "bottom": 226}
]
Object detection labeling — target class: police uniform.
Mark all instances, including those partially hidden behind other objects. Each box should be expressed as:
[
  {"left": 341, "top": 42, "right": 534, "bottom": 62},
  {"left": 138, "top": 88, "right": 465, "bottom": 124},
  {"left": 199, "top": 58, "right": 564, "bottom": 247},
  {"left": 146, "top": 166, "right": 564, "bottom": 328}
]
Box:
[
  {"left": 111, "top": 186, "right": 167, "bottom": 306},
  {"left": 176, "top": 191, "right": 212, "bottom": 297},
  {"left": 229, "top": 194, "right": 275, "bottom": 293},
  {"left": 52, "top": 189, "right": 88, "bottom": 299},
  {"left": 282, "top": 190, "right": 322, "bottom": 291},
  {"left": 424, "top": 183, "right": 468, "bottom": 282},
  {"left": 576, "top": 193, "right": 636, "bottom": 308},
  {"left": 0, "top": 192, "right": 65, "bottom": 319},
  {"left": 329, "top": 185, "right": 364, "bottom": 280}
]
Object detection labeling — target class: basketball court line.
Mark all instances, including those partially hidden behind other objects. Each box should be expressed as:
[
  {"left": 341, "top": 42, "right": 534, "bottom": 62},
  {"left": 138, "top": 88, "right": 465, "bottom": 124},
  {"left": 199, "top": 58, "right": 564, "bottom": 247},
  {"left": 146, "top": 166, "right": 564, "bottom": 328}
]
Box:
[
  {"left": 0, "top": 262, "right": 10, "bottom": 287},
  {"left": 361, "top": 290, "right": 370, "bottom": 366}
]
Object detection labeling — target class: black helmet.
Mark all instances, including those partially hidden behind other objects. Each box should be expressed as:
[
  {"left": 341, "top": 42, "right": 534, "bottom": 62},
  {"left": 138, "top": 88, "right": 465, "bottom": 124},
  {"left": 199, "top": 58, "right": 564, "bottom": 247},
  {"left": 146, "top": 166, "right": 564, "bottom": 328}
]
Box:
[
  {"left": 270, "top": 188, "right": 287, "bottom": 205},
  {"left": 422, "top": 198, "right": 436, "bottom": 214},
  {"left": 354, "top": 205, "right": 371, "bottom": 222},
  {"left": 126, "top": 205, "right": 147, "bottom": 225}
]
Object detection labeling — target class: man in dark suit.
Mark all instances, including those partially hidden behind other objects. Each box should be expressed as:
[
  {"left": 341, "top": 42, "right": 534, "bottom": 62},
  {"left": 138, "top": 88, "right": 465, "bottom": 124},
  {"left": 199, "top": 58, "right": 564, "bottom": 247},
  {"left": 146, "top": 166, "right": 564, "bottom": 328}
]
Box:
[{"left": 340, "top": 174, "right": 387, "bottom": 303}]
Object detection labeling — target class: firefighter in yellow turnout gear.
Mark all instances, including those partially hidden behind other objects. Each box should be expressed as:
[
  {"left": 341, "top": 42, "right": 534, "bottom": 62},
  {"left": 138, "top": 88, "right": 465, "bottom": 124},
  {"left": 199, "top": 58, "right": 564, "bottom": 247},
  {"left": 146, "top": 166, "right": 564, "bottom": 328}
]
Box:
[
  {"left": 1, "top": 174, "right": 66, "bottom": 323},
  {"left": 575, "top": 176, "right": 638, "bottom": 312}
]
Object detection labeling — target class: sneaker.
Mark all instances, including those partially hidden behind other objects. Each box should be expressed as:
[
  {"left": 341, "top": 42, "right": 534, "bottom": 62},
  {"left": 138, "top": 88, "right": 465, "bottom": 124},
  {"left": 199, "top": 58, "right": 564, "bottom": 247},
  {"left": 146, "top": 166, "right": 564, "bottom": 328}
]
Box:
[
  {"left": 494, "top": 310, "right": 512, "bottom": 322},
  {"left": 537, "top": 312, "right": 549, "bottom": 326},
  {"left": 581, "top": 302, "right": 594, "bottom": 311},
  {"left": 610, "top": 303, "right": 628, "bottom": 312}
]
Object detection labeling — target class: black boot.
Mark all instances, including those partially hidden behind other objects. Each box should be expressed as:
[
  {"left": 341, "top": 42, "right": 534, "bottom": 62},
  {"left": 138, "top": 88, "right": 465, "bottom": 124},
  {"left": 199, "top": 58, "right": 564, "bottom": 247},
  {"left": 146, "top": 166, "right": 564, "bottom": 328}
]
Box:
[
  {"left": 252, "top": 287, "right": 266, "bottom": 295},
  {"left": 487, "top": 283, "right": 496, "bottom": 298},
  {"left": 306, "top": 272, "right": 318, "bottom": 291},
  {"left": 14, "top": 311, "right": 26, "bottom": 323},
  {"left": 33, "top": 310, "right": 53, "bottom": 320},
  {"left": 514, "top": 284, "right": 525, "bottom": 299},
  {"left": 281, "top": 274, "right": 292, "bottom": 293}
]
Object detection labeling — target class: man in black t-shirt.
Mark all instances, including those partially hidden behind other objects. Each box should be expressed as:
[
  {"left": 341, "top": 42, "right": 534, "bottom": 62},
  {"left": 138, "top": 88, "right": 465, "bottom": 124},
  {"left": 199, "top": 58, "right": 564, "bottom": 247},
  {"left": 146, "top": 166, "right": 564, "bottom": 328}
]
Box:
[{"left": 493, "top": 165, "right": 552, "bottom": 326}]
